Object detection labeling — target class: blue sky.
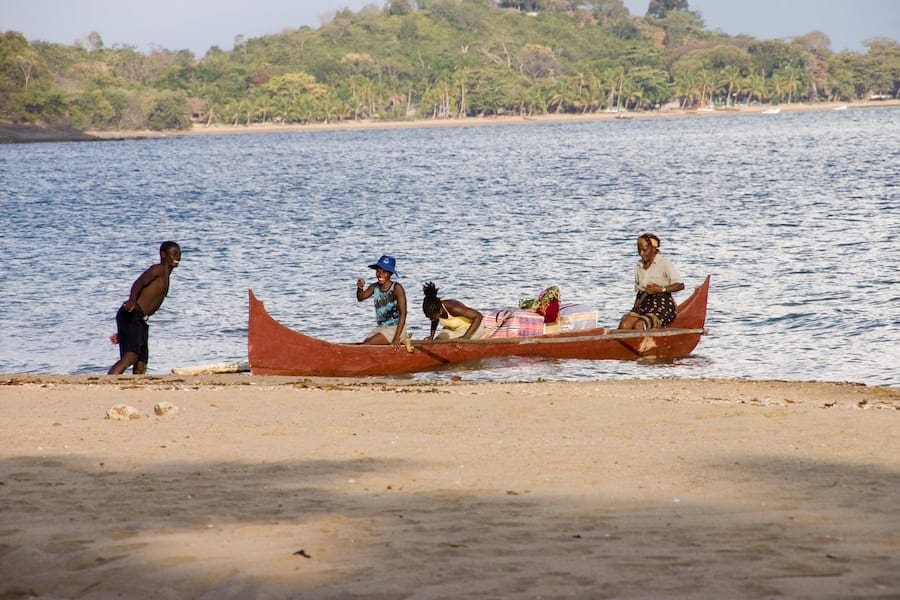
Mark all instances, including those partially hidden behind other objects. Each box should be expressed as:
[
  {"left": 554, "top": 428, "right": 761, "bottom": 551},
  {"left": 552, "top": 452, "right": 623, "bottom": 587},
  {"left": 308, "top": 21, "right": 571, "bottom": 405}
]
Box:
[{"left": 2, "top": 0, "right": 897, "bottom": 56}]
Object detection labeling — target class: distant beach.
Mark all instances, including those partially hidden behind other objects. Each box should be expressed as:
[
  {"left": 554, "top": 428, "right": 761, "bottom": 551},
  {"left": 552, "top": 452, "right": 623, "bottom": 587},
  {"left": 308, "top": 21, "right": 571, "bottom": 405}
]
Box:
[
  {"left": 2, "top": 99, "right": 894, "bottom": 144},
  {"left": 87, "top": 99, "right": 899, "bottom": 141}
]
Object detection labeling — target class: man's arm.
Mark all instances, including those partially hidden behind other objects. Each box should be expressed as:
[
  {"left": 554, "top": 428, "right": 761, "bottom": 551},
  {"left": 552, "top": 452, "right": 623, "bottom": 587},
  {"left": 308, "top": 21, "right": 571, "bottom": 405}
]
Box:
[{"left": 356, "top": 278, "right": 374, "bottom": 301}]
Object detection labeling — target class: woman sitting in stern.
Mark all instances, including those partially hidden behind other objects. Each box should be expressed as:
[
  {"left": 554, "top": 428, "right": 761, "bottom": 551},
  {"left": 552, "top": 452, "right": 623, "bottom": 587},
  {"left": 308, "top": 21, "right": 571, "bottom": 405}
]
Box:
[{"left": 618, "top": 233, "right": 685, "bottom": 330}]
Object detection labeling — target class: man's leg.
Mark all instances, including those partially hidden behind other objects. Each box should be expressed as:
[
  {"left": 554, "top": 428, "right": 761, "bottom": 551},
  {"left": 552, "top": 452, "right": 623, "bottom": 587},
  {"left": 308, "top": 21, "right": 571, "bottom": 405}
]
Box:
[{"left": 109, "top": 352, "right": 139, "bottom": 374}]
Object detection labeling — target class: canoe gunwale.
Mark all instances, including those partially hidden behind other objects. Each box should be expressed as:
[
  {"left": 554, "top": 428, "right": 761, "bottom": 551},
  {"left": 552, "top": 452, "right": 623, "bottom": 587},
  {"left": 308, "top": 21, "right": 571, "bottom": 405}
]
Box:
[{"left": 378, "top": 327, "right": 710, "bottom": 349}]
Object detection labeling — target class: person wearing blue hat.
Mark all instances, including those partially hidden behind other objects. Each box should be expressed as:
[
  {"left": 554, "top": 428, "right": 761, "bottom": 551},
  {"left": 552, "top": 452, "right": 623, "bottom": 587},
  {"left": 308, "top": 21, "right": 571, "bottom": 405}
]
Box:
[{"left": 356, "top": 255, "right": 408, "bottom": 346}]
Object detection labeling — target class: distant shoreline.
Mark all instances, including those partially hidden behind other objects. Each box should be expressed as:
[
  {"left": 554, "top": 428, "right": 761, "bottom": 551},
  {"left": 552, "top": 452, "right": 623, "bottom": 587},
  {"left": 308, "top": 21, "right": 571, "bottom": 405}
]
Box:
[
  {"left": 87, "top": 99, "right": 899, "bottom": 141},
  {"left": 1, "top": 99, "right": 896, "bottom": 144}
]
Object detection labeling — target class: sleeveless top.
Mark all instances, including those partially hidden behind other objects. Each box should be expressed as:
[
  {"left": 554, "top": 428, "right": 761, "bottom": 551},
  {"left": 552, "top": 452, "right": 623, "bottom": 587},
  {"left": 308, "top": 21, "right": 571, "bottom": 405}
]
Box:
[
  {"left": 373, "top": 282, "right": 400, "bottom": 326},
  {"left": 438, "top": 303, "right": 472, "bottom": 333}
]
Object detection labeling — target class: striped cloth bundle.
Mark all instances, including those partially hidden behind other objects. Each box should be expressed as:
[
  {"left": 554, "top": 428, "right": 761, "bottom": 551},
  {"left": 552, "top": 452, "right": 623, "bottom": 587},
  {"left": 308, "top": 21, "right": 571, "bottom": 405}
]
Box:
[
  {"left": 480, "top": 303, "right": 598, "bottom": 339},
  {"left": 558, "top": 303, "right": 598, "bottom": 331},
  {"left": 483, "top": 309, "right": 545, "bottom": 338}
]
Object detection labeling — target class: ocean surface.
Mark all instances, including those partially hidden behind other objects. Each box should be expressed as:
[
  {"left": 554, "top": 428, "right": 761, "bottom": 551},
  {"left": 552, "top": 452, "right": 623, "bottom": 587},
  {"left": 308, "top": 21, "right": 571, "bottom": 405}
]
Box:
[{"left": 1, "top": 107, "right": 898, "bottom": 385}]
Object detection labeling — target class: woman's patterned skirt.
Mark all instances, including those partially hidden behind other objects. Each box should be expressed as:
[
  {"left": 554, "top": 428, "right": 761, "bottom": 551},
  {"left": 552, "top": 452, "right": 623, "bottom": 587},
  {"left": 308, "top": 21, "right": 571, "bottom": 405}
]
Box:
[{"left": 628, "top": 292, "right": 677, "bottom": 329}]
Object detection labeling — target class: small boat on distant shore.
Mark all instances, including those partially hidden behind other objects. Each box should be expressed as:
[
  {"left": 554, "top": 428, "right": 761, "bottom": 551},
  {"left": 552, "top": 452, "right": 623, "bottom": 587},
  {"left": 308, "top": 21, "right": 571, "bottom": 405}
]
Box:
[
  {"left": 761, "top": 107, "right": 781, "bottom": 114},
  {"left": 832, "top": 105, "right": 848, "bottom": 111},
  {"left": 247, "top": 276, "right": 711, "bottom": 377}
]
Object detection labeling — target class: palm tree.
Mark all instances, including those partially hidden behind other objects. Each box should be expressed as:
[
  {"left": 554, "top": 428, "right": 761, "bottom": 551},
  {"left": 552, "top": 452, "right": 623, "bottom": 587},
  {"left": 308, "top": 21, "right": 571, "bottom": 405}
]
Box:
[
  {"left": 523, "top": 85, "right": 544, "bottom": 116},
  {"left": 548, "top": 77, "right": 578, "bottom": 114},
  {"left": 625, "top": 87, "right": 644, "bottom": 111},
  {"left": 254, "top": 93, "right": 275, "bottom": 124},
  {"left": 718, "top": 65, "right": 741, "bottom": 107},
  {"left": 673, "top": 71, "right": 697, "bottom": 109},
  {"left": 583, "top": 71, "right": 603, "bottom": 113},
  {"left": 609, "top": 75, "right": 626, "bottom": 110},
  {"left": 567, "top": 72, "right": 591, "bottom": 113},
  {"left": 696, "top": 69, "right": 716, "bottom": 107},
  {"left": 769, "top": 71, "right": 788, "bottom": 104},
  {"left": 781, "top": 65, "right": 805, "bottom": 103},
  {"left": 741, "top": 73, "right": 768, "bottom": 106},
  {"left": 600, "top": 67, "right": 624, "bottom": 110},
  {"left": 453, "top": 68, "right": 469, "bottom": 117},
  {"left": 203, "top": 90, "right": 224, "bottom": 126}
]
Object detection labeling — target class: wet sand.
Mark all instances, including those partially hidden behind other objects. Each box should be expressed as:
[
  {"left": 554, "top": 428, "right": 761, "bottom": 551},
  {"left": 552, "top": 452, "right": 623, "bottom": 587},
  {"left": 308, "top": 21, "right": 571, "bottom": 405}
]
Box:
[{"left": 1, "top": 375, "right": 898, "bottom": 598}]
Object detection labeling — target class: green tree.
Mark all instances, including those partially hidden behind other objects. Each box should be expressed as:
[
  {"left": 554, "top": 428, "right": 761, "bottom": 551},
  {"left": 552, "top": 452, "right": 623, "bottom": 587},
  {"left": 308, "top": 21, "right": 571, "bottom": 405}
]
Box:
[
  {"left": 0, "top": 31, "right": 58, "bottom": 120},
  {"left": 858, "top": 37, "right": 900, "bottom": 98},
  {"left": 71, "top": 88, "right": 127, "bottom": 129},
  {"left": 515, "top": 44, "right": 559, "bottom": 79},
  {"left": 388, "top": 0, "right": 413, "bottom": 15},
  {"left": 2, "top": 2, "right": 896, "bottom": 132},
  {"left": 718, "top": 65, "right": 741, "bottom": 106},
  {"left": 695, "top": 68, "right": 716, "bottom": 106},
  {"left": 748, "top": 39, "right": 807, "bottom": 78},
  {"left": 628, "top": 65, "right": 672, "bottom": 108},
  {"left": 824, "top": 63, "right": 857, "bottom": 101},
  {"left": 741, "top": 72, "right": 767, "bottom": 105},
  {"left": 146, "top": 90, "right": 191, "bottom": 129},
  {"left": 672, "top": 69, "right": 697, "bottom": 108},
  {"left": 646, "top": 0, "right": 689, "bottom": 19},
  {"left": 657, "top": 10, "right": 705, "bottom": 48}
]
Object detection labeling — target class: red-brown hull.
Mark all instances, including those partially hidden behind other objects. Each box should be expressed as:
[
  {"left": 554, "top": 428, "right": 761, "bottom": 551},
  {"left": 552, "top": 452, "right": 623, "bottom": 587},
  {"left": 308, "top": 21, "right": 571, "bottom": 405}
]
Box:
[{"left": 248, "top": 276, "right": 709, "bottom": 377}]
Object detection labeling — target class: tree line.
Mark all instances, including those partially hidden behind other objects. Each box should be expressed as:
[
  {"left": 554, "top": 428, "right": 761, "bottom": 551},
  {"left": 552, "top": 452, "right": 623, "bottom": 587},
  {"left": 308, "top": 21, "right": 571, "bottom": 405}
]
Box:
[{"left": 1, "top": 0, "right": 898, "bottom": 132}]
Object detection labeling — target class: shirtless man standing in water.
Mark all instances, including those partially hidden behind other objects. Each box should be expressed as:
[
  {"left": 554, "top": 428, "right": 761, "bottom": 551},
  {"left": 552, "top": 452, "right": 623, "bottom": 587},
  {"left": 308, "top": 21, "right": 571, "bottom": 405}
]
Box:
[{"left": 108, "top": 241, "right": 181, "bottom": 375}]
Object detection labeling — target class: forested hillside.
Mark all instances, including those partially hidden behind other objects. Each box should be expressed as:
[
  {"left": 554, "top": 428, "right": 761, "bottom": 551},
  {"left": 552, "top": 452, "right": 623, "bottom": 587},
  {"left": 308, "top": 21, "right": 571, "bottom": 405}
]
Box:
[{"left": 1, "top": 0, "right": 897, "bottom": 132}]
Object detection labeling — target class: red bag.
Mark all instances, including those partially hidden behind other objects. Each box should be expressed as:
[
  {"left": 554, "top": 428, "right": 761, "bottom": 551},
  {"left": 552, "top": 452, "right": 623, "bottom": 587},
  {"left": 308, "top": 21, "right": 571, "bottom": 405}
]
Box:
[{"left": 538, "top": 299, "right": 559, "bottom": 323}]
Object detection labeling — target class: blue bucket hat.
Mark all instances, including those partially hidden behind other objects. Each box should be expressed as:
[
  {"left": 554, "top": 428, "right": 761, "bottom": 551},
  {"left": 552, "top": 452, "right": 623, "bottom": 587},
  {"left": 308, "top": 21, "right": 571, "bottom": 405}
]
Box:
[{"left": 368, "top": 255, "right": 397, "bottom": 274}]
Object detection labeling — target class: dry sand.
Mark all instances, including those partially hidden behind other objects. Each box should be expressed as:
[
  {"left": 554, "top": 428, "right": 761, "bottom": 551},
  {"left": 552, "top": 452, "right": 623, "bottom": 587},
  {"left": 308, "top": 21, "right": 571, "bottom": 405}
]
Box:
[{"left": 1, "top": 375, "right": 898, "bottom": 599}]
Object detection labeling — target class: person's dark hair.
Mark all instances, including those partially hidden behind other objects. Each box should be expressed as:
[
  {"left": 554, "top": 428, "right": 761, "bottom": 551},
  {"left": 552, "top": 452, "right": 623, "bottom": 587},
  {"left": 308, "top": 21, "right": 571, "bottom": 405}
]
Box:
[
  {"left": 160, "top": 240, "right": 180, "bottom": 253},
  {"left": 422, "top": 281, "right": 442, "bottom": 319}
]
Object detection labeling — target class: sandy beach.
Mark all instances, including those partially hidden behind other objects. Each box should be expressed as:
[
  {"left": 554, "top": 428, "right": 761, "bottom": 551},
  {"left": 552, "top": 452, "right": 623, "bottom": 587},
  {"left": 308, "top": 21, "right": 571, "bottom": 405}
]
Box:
[
  {"left": 86, "top": 99, "right": 900, "bottom": 141},
  {"left": 3, "top": 99, "right": 893, "bottom": 143},
  {"left": 1, "top": 375, "right": 898, "bottom": 598}
]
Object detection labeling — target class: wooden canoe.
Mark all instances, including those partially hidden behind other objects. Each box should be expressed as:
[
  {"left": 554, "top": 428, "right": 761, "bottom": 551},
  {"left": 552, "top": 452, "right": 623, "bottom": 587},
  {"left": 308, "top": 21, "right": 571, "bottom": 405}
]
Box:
[{"left": 247, "top": 275, "right": 710, "bottom": 377}]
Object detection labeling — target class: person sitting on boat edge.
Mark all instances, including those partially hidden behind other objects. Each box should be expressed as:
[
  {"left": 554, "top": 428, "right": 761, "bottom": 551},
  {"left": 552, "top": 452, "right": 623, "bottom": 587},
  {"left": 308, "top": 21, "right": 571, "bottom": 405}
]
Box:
[
  {"left": 618, "top": 233, "right": 684, "bottom": 330},
  {"left": 356, "top": 255, "right": 408, "bottom": 347},
  {"left": 422, "top": 281, "right": 485, "bottom": 340}
]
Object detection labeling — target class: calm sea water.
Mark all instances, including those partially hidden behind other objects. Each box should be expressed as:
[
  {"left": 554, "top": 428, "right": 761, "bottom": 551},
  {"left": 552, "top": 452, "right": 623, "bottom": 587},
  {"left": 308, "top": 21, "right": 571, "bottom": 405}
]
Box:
[{"left": 1, "top": 108, "right": 898, "bottom": 385}]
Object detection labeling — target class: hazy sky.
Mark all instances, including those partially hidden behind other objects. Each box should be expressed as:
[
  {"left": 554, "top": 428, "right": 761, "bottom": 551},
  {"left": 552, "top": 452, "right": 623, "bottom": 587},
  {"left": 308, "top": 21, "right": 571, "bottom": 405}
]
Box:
[{"left": 3, "top": 0, "right": 897, "bottom": 56}]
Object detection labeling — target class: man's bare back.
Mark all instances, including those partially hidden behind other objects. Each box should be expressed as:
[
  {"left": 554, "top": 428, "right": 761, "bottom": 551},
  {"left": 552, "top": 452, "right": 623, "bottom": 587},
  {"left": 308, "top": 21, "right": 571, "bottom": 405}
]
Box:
[{"left": 132, "top": 263, "right": 171, "bottom": 316}]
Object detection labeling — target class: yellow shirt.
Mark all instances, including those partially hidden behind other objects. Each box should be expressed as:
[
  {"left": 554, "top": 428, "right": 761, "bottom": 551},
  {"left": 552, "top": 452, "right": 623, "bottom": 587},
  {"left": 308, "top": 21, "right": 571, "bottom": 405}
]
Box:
[
  {"left": 439, "top": 312, "right": 472, "bottom": 333},
  {"left": 438, "top": 303, "right": 484, "bottom": 339}
]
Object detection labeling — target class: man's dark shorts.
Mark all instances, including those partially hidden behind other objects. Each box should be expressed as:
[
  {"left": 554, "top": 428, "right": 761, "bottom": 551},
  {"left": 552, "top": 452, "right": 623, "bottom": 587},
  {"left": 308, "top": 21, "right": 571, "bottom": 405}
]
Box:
[{"left": 116, "top": 305, "right": 149, "bottom": 364}]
